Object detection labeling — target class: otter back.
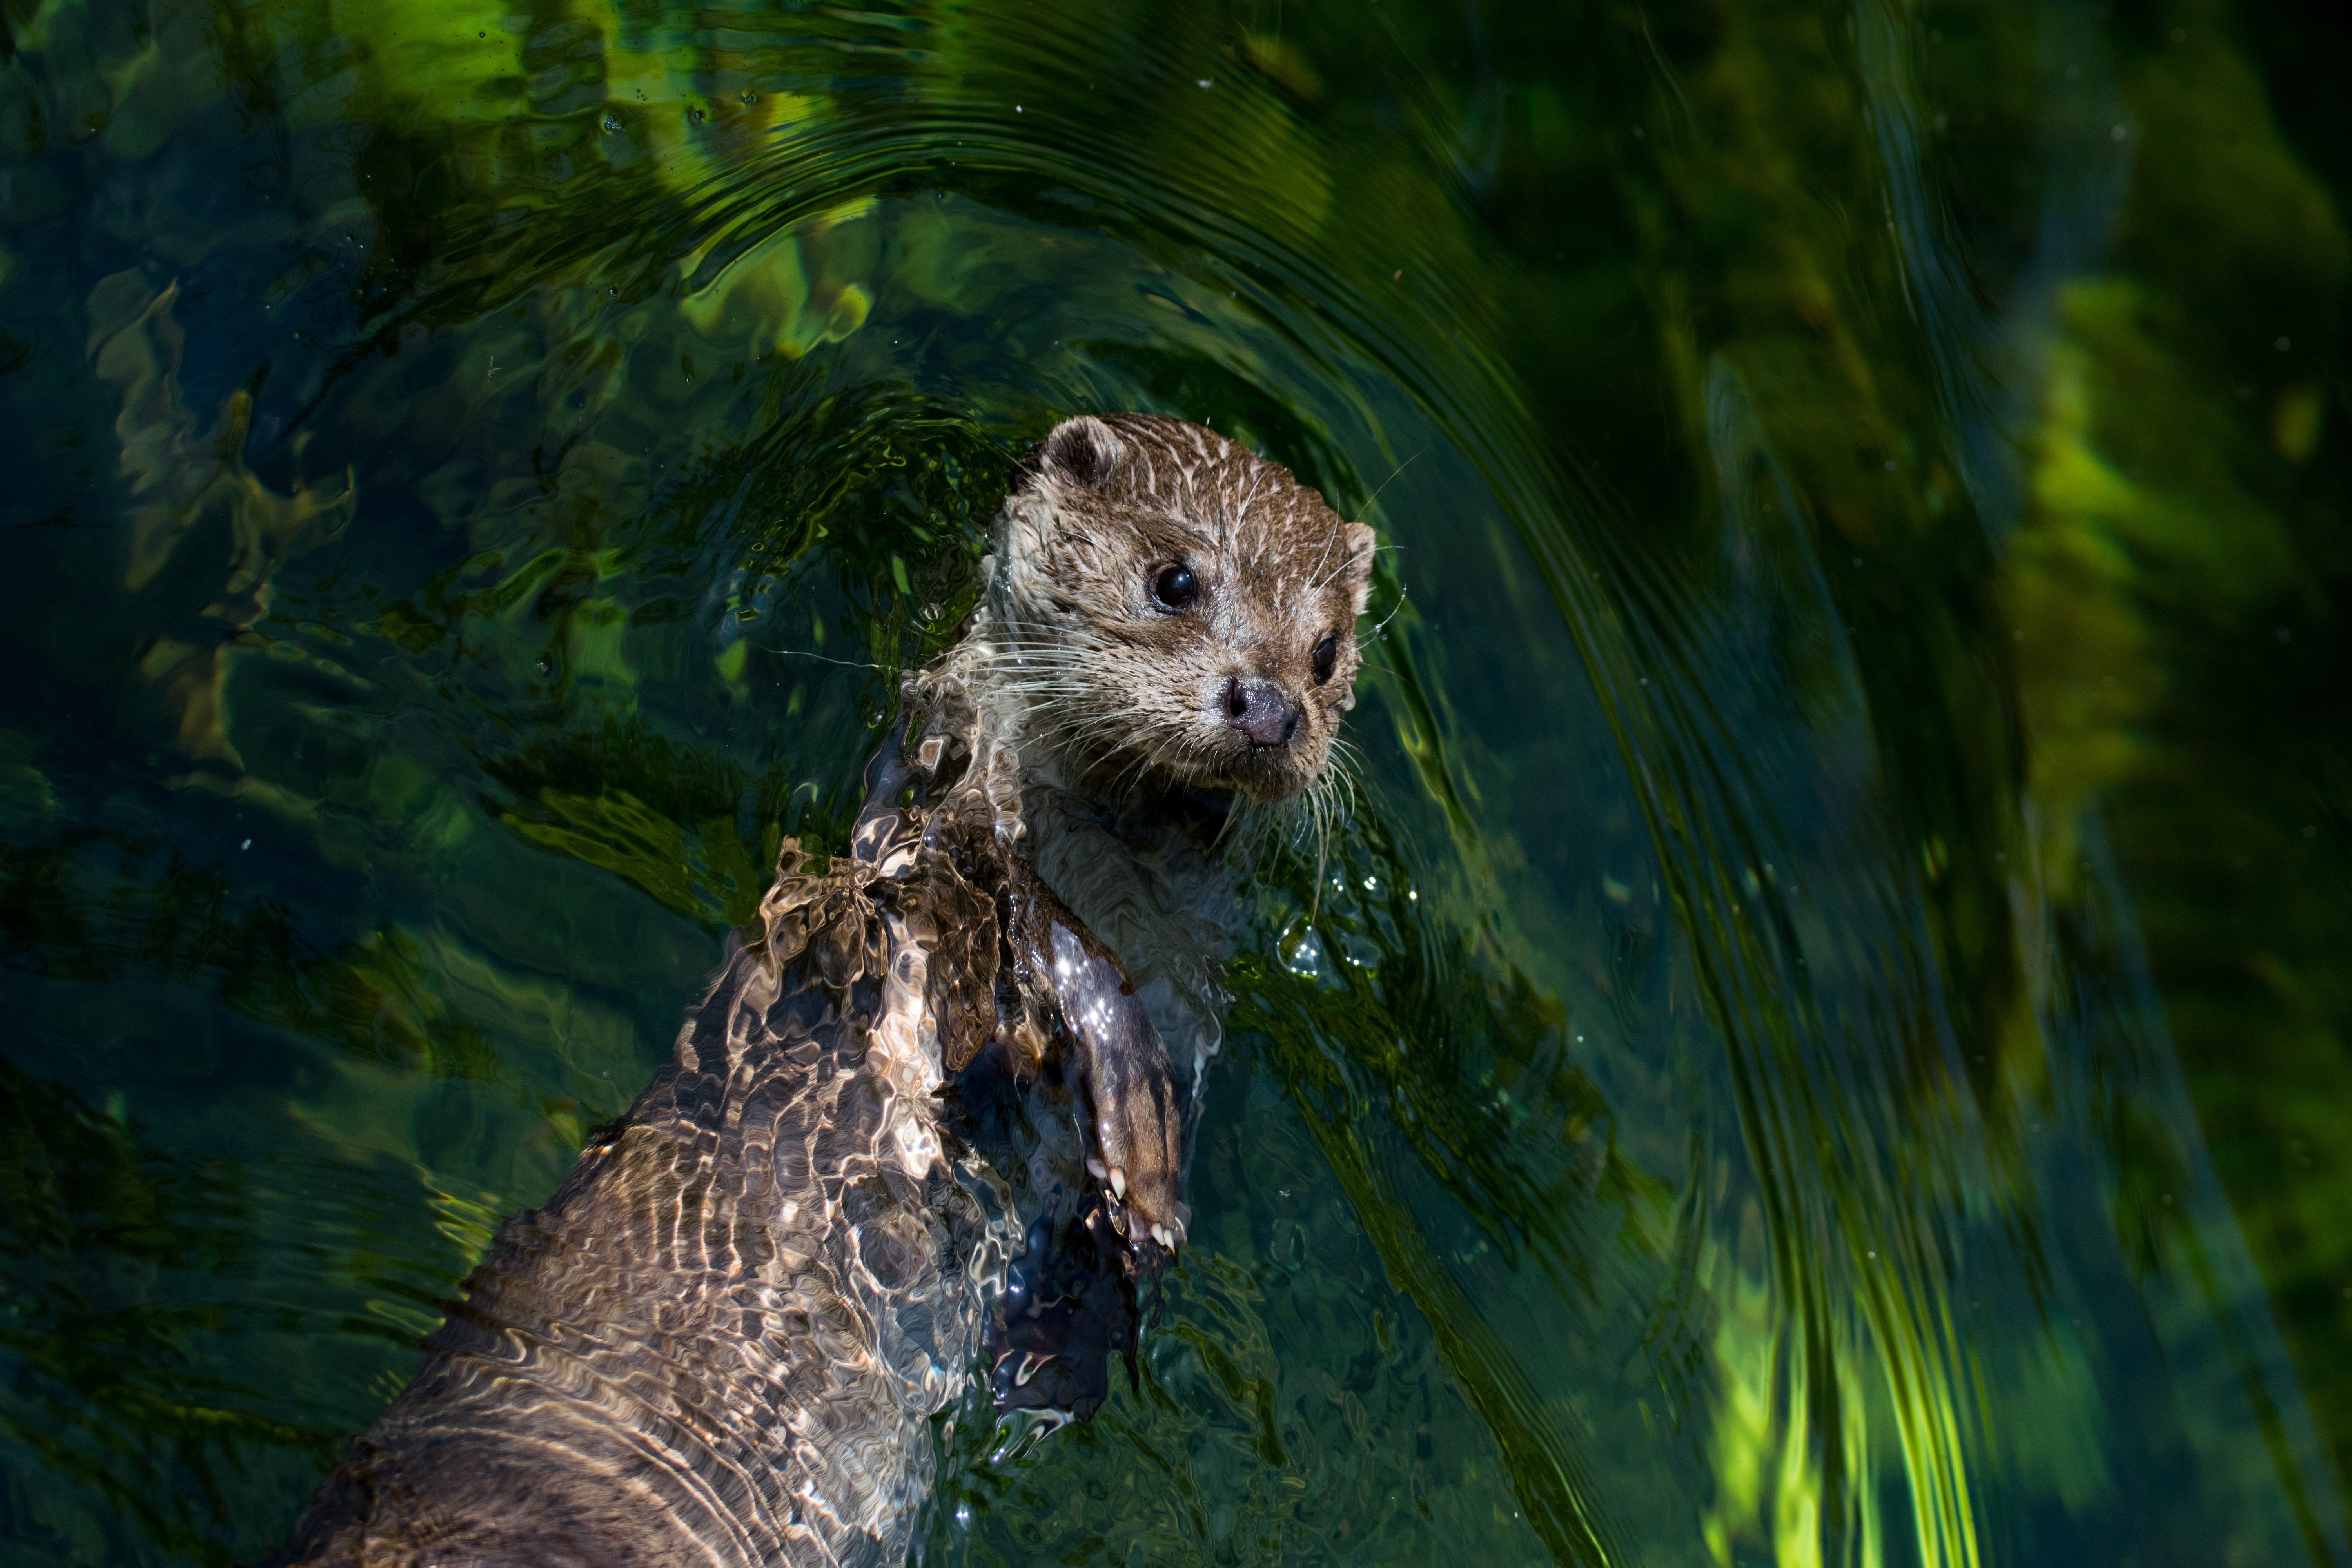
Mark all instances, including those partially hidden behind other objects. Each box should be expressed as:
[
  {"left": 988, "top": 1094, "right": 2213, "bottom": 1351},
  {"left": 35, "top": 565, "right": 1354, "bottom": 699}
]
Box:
[{"left": 285, "top": 811, "right": 1020, "bottom": 1568}]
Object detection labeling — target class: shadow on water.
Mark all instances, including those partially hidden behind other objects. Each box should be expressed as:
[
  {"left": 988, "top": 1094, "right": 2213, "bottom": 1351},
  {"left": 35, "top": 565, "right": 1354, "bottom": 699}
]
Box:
[{"left": 3, "top": 0, "right": 2351, "bottom": 1563}]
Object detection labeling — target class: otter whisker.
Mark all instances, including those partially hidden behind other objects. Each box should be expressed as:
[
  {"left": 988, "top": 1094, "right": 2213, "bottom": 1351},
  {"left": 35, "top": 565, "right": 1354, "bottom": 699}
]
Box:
[
  {"left": 1348, "top": 449, "right": 1426, "bottom": 529},
  {"left": 757, "top": 646, "right": 891, "bottom": 672},
  {"left": 1360, "top": 583, "right": 1411, "bottom": 642}
]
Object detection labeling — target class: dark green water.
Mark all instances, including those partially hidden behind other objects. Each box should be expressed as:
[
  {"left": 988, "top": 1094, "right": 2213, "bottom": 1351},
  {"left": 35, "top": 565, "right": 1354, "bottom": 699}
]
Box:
[{"left": 3, "top": 0, "right": 2349, "bottom": 1562}]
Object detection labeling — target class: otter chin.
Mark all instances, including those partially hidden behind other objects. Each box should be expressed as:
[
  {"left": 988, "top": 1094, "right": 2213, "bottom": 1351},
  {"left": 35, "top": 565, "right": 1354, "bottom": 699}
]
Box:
[{"left": 993, "top": 413, "right": 1376, "bottom": 806}]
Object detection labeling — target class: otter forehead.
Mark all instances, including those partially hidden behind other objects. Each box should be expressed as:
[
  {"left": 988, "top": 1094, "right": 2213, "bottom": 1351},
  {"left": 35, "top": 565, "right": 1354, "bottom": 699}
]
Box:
[
  {"left": 991, "top": 414, "right": 1376, "bottom": 804},
  {"left": 1005, "top": 414, "right": 1364, "bottom": 622},
  {"left": 1062, "top": 417, "right": 1352, "bottom": 579}
]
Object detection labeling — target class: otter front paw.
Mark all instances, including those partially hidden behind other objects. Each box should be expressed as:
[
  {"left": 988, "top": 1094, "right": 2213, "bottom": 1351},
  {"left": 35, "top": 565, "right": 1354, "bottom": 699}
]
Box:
[{"left": 1044, "top": 920, "right": 1189, "bottom": 1251}]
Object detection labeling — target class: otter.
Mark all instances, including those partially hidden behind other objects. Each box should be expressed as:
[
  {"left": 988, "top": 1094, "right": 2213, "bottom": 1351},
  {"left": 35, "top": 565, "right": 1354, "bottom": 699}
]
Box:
[{"left": 281, "top": 414, "right": 1376, "bottom": 1568}]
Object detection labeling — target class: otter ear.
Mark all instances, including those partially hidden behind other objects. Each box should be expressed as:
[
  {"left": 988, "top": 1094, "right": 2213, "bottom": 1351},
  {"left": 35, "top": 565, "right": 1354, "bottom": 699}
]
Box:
[
  {"left": 1343, "top": 522, "right": 1377, "bottom": 620},
  {"left": 1038, "top": 416, "right": 1125, "bottom": 488}
]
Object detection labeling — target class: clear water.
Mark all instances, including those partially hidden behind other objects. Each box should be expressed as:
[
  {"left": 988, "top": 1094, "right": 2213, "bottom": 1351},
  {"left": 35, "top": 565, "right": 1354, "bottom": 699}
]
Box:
[{"left": 2, "top": 0, "right": 2348, "bottom": 1563}]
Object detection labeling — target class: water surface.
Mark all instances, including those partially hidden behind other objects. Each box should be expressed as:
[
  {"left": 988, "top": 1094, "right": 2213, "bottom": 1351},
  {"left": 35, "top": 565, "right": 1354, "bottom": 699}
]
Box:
[{"left": 2, "top": 0, "right": 2349, "bottom": 1564}]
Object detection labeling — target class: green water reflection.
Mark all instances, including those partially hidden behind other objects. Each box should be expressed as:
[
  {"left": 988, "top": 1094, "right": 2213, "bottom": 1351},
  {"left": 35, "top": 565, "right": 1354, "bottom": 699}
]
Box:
[{"left": 2, "top": 0, "right": 2347, "bottom": 1562}]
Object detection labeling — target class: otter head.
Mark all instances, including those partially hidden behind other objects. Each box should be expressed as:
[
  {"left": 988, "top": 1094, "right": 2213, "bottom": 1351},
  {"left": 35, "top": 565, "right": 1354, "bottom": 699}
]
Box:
[{"left": 994, "top": 413, "right": 1375, "bottom": 805}]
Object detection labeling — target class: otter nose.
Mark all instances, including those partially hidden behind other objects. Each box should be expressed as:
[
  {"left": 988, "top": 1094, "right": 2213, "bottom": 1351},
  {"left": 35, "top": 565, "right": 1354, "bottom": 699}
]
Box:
[{"left": 1223, "top": 677, "right": 1301, "bottom": 748}]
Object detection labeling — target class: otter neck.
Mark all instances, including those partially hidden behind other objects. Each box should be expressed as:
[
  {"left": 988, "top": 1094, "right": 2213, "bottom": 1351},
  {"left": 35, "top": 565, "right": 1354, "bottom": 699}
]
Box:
[{"left": 954, "top": 616, "right": 1240, "bottom": 1078}]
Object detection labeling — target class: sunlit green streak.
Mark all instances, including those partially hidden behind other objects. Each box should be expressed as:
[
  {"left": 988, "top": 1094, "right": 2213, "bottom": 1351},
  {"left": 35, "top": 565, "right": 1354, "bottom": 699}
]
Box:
[{"left": 1497, "top": 490, "right": 1993, "bottom": 1568}]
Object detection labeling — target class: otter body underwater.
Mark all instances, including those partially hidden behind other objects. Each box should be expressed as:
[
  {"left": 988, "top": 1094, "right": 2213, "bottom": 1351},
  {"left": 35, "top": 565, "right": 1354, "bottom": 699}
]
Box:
[{"left": 283, "top": 415, "right": 1377, "bottom": 1567}]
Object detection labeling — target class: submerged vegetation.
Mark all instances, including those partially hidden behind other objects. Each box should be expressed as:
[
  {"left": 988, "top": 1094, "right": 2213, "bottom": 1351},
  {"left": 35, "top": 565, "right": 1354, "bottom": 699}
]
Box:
[{"left": 0, "top": 0, "right": 2347, "bottom": 1563}]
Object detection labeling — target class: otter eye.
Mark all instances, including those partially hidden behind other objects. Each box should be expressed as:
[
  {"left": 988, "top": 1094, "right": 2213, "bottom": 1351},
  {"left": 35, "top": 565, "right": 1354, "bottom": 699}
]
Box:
[
  {"left": 1150, "top": 563, "right": 1199, "bottom": 612},
  {"left": 1312, "top": 632, "right": 1339, "bottom": 685}
]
